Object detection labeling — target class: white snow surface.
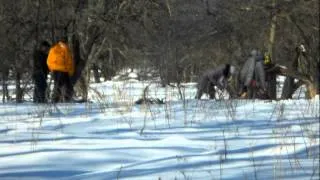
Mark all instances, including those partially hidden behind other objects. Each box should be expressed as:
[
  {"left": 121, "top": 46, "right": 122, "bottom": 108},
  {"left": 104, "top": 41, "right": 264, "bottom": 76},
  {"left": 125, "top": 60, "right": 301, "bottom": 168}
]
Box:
[{"left": 0, "top": 80, "right": 319, "bottom": 180}]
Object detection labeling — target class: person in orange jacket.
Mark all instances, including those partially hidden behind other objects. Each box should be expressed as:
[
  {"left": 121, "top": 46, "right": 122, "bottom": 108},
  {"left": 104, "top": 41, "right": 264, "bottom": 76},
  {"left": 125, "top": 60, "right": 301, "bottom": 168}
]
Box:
[{"left": 47, "top": 37, "right": 74, "bottom": 102}]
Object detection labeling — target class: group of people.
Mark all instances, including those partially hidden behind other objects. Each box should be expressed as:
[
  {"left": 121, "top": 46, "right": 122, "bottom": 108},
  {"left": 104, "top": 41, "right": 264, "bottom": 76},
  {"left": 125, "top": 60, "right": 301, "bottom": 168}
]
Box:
[
  {"left": 196, "top": 49, "right": 272, "bottom": 99},
  {"left": 33, "top": 40, "right": 270, "bottom": 103},
  {"left": 33, "top": 38, "right": 74, "bottom": 103}
]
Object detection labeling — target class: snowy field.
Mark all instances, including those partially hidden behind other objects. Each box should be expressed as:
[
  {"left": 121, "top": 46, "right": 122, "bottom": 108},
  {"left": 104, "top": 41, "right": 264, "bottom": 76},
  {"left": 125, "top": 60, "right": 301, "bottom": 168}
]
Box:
[{"left": 0, "top": 77, "right": 319, "bottom": 180}]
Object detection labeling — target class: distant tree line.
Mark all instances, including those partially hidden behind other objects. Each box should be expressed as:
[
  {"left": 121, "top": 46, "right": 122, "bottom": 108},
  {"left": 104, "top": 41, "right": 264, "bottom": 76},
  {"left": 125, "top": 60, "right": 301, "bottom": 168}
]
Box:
[{"left": 0, "top": 0, "right": 318, "bottom": 102}]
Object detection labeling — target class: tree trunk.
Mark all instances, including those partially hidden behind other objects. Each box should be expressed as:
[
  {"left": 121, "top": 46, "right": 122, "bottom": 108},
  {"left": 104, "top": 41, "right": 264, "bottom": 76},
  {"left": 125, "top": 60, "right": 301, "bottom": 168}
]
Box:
[
  {"left": 15, "top": 71, "right": 23, "bottom": 103},
  {"left": 2, "top": 70, "right": 9, "bottom": 103},
  {"left": 2, "top": 75, "right": 5, "bottom": 103},
  {"left": 75, "top": 75, "right": 88, "bottom": 101},
  {"left": 266, "top": 0, "right": 277, "bottom": 99},
  {"left": 70, "top": 34, "right": 88, "bottom": 101},
  {"left": 50, "top": 0, "right": 56, "bottom": 42},
  {"left": 267, "top": 72, "right": 277, "bottom": 99},
  {"left": 317, "top": 61, "right": 320, "bottom": 95},
  {"left": 281, "top": 77, "right": 295, "bottom": 99},
  {"left": 267, "top": 0, "right": 277, "bottom": 59},
  {"left": 92, "top": 63, "right": 100, "bottom": 83},
  {"left": 71, "top": 34, "right": 86, "bottom": 85},
  {"left": 281, "top": 51, "right": 299, "bottom": 99}
]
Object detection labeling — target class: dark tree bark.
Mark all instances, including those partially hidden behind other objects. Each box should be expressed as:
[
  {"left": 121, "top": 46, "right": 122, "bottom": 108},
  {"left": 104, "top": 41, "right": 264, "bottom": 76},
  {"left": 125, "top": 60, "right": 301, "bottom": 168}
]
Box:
[
  {"left": 267, "top": 73, "right": 277, "bottom": 99},
  {"left": 92, "top": 63, "right": 100, "bottom": 83},
  {"left": 70, "top": 33, "right": 88, "bottom": 101},
  {"left": 2, "top": 69, "right": 10, "bottom": 103},
  {"left": 15, "top": 71, "right": 23, "bottom": 103},
  {"left": 281, "top": 77, "right": 295, "bottom": 99}
]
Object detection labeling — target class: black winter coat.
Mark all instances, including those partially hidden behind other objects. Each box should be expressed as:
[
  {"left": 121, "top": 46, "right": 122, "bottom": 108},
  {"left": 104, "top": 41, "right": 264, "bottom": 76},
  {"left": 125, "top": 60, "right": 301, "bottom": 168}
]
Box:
[{"left": 33, "top": 50, "right": 49, "bottom": 78}]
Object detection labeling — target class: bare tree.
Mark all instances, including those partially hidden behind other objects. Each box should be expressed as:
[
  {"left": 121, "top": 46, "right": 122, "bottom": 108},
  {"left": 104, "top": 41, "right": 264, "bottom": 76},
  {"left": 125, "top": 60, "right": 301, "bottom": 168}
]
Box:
[{"left": 0, "top": 0, "right": 318, "bottom": 102}]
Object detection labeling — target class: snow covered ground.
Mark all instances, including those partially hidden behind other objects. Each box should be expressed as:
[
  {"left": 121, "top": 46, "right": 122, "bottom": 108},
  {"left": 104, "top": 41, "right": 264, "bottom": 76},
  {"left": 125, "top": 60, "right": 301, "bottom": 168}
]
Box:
[{"left": 0, "top": 79, "right": 319, "bottom": 180}]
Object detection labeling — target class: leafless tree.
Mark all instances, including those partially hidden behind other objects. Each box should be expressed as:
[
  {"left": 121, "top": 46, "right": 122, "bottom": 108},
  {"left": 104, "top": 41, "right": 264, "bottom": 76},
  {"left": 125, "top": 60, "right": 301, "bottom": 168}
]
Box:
[{"left": 0, "top": 0, "right": 318, "bottom": 102}]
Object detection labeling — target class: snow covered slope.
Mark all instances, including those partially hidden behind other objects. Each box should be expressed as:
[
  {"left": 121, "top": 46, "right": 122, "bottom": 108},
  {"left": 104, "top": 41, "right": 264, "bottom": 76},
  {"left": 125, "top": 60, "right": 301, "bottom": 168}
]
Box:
[{"left": 0, "top": 81, "right": 318, "bottom": 180}]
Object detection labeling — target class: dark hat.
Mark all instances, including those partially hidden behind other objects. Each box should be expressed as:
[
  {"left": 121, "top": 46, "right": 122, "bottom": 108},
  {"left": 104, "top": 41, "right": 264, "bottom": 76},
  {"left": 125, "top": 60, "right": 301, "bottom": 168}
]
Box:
[
  {"left": 56, "top": 34, "right": 68, "bottom": 43},
  {"left": 40, "top": 40, "right": 51, "bottom": 47}
]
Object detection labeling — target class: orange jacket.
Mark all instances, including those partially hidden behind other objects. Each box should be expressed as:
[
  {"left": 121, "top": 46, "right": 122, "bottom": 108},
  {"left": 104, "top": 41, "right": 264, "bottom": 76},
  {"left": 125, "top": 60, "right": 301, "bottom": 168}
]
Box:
[{"left": 47, "top": 41, "right": 74, "bottom": 76}]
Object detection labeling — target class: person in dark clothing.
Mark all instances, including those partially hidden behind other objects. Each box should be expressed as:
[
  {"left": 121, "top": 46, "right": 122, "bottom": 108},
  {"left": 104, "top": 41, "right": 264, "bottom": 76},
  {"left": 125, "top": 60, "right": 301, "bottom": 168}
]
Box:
[
  {"left": 239, "top": 49, "right": 267, "bottom": 99},
  {"left": 196, "top": 64, "right": 236, "bottom": 99},
  {"left": 33, "top": 41, "right": 51, "bottom": 103}
]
